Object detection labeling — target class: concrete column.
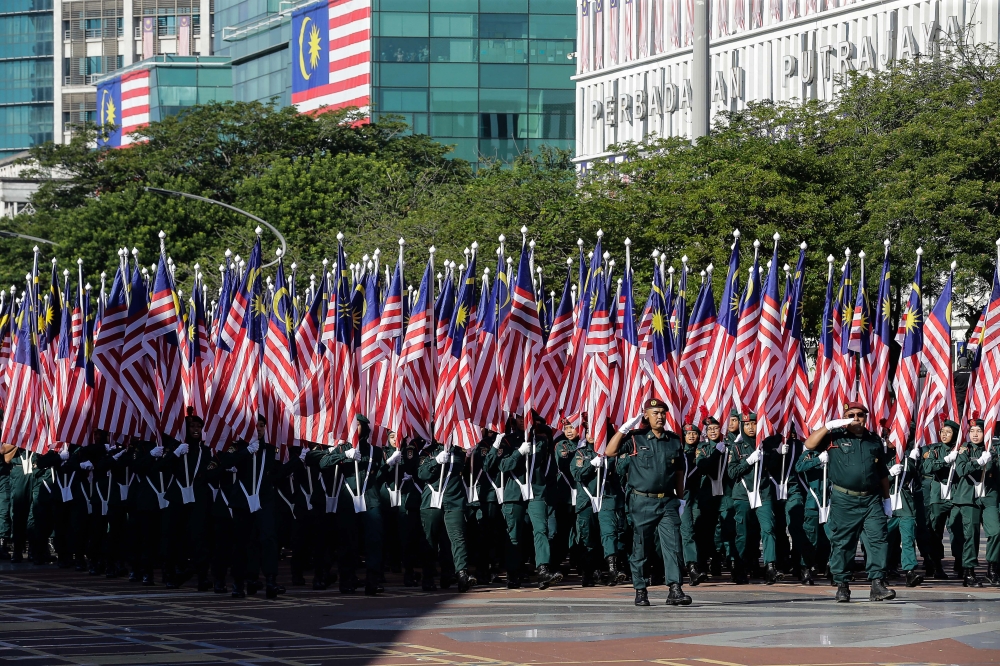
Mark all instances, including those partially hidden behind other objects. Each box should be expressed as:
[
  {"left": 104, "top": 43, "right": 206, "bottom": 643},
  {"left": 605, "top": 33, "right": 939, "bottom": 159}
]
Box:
[{"left": 691, "top": 0, "right": 710, "bottom": 140}]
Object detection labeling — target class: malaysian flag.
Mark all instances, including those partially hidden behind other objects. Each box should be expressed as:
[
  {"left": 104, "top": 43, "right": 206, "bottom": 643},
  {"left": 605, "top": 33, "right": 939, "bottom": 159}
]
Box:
[
  {"left": 717, "top": 0, "right": 729, "bottom": 35},
  {"left": 754, "top": 236, "right": 786, "bottom": 440},
  {"left": 0, "top": 296, "right": 12, "bottom": 406},
  {"left": 807, "top": 258, "right": 838, "bottom": 430},
  {"left": 503, "top": 236, "right": 545, "bottom": 418},
  {"left": 145, "top": 249, "right": 185, "bottom": 439},
  {"left": 697, "top": 232, "right": 740, "bottom": 422},
  {"left": 580, "top": 0, "right": 591, "bottom": 73},
  {"left": 653, "top": 0, "right": 664, "bottom": 52},
  {"left": 609, "top": 0, "right": 619, "bottom": 64},
  {"left": 964, "top": 302, "right": 988, "bottom": 432},
  {"left": 733, "top": 244, "right": 762, "bottom": 412},
  {"left": 2, "top": 274, "right": 50, "bottom": 452},
  {"left": 399, "top": 252, "right": 436, "bottom": 443},
  {"left": 323, "top": 239, "right": 360, "bottom": 443},
  {"left": 614, "top": 260, "right": 645, "bottom": 427},
  {"left": 848, "top": 251, "right": 873, "bottom": 423},
  {"left": 119, "top": 263, "right": 159, "bottom": 440},
  {"left": 914, "top": 265, "right": 957, "bottom": 449},
  {"left": 585, "top": 262, "right": 614, "bottom": 453},
  {"left": 624, "top": 0, "right": 634, "bottom": 60},
  {"left": 669, "top": 0, "right": 680, "bottom": 48},
  {"left": 434, "top": 253, "right": 477, "bottom": 446},
  {"left": 560, "top": 239, "right": 600, "bottom": 425},
  {"left": 295, "top": 269, "right": 333, "bottom": 444},
  {"left": 678, "top": 272, "right": 716, "bottom": 426},
  {"left": 93, "top": 264, "right": 136, "bottom": 437},
  {"left": 779, "top": 245, "right": 808, "bottom": 438},
  {"left": 832, "top": 254, "right": 854, "bottom": 408},
  {"left": 978, "top": 255, "right": 1000, "bottom": 440},
  {"left": 735, "top": 0, "right": 745, "bottom": 31},
  {"left": 535, "top": 263, "right": 574, "bottom": 427},
  {"left": 595, "top": 0, "right": 605, "bottom": 69},
  {"left": 869, "top": 245, "right": 893, "bottom": 431},
  {"left": 638, "top": 0, "right": 649, "bottom": 57},
  {"left": 263, "top": 255, "right": 298, "bottom": 450},
  {"left": 183, "top": 278, "right": 213, "bottom": 420},
  {"left": 469, "top": 263, "right": 502, "bottom": 431},
  {"left": 54, "top": 281, "right": 92, "bottom": 445},
  {"left": 647, "top": 264, "right": 682, "bottom": 435}
]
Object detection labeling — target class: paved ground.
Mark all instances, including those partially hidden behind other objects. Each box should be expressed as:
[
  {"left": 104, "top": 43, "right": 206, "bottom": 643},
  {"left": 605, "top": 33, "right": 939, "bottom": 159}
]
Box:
[{"left": 0, "top": 562, "right": 998, "bottom": 666}]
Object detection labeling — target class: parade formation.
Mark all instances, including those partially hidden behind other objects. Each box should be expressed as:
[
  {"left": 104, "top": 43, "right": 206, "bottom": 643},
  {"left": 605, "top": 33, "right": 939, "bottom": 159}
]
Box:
[{"left": 0, "top": 225, "right": 997, "bottom": 609}]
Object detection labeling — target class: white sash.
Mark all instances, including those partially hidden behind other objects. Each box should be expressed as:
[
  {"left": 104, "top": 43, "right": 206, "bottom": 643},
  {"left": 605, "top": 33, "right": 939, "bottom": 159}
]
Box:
[
  {"left": 95, "top": 472, "right": 111, "bottom": 516},
  {"left": 147, "top": 471, "right": 171, "bottom": 509},
  {"left": 239, "top": 451, "right": 266, "bottom": 513},
  {"left": 119, "top": 467, "right": 132, "bottom": 501},
  {"left": 320, "top": 470, "right": 344, "bottom": 513},
  {"left": 57, "top": 471, "right": 75, "bottom": 503},
  {"left": 20, "top": 452, "right": 34, "bottom": 476},
  {"left": 343, "top": 450, "right": 374, "bottom": 513},
  {"left": 179, "top": 448, "right": 202, "bottom": 505}
]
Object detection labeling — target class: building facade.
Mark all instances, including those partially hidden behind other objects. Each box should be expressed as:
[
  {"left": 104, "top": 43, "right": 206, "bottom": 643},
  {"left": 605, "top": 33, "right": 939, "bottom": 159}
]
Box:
[
  {"left": 0, "top": 0, "right": 56, "bottom": 159},
  {"left": 573, "top": 0, "right": 997, "bottom": 167}
]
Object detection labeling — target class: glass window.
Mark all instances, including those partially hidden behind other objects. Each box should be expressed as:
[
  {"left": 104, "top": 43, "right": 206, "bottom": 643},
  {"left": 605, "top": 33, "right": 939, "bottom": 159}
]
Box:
[
  {"left": 198, "top": 67, "right": 232, "bottom": 87},
  {"left": 379, "top": 88, "right": 428, "bottom": 112},
  {"left": 380, "top": 63, "right": 428, "bottom": 86},
  {"left": 479, "top": 137, "right": 527, "bottom": 161},
  {"left": 84, "top": 18, "right": 101, "bottom": 38},
  {"left": 479, "top": 13, "right": 527, "bottom": 38},
  {"left": 430, "top": 87, "right": 478, "bottom": 112},
  {"left": 479, "top": 111, "right": 521, "bottom": 138},
  {"left": 157, "top": 68, "right": 197, "bottom": 86},
  {"left": 430, "top": 37, "right": 476, "bottom": 61},
  {"left": 528, "top": 39, "right": 573, "bottom": 62},
  {"left": 430, "top": 0, "right": 477, "bottom": 10},
  {"left": 525, "top": 112, "right": 572, "bottom": 139},
  {"left": 479, "top": 88, "right": 527, "bottom": 113},
  {"left": 479, "top": 38, "right": 527, "bottom": 63},
  {"left": 528, "top": 88, "right": 573, "bottom": 113},
  {"left": 377, "top": 37, "right": 429, "bottom": 62},
  {"left": 383, "top": 112, "right": 429, "bottom": 134},
  {"left": 443, "top": 137, "right": 478, "bottom": 162},
  {"left": 380, "top": 13, "right": 428, "bottom": 36},
  {"left": 159, "top": 85, "right": 197, "bottom": 107},
  {"left": 480, "top": 64, "right": 526, "bottom": 87},
  {"left": 530, "top": 0, "right": 574, "bottom": 13},
  {"left": 430, "top": 113, "right": 479, "bottom": 137},
  {"left": 0, "top": 15, "right": 54, "bottom": 60},
  {"left": 430, "top": 63, "right": 477, "bottom": 87},
  {"left": 430, "top": 13, "right": 476, "bottom": 37},
  {"left": 529, "top": 14, "right": 574, "bottom": 38},
  {"left": 528, "top": 63, "right": 571, "bottom": 88},
  {"left": 380, "top": 0, "right": 428, "bottom": 9},
  {"left": 528, "top": 138, "right": 572, "bottom": 152},
  {"left": 479, "top": 0, "right": 527, "bottom": 12}
]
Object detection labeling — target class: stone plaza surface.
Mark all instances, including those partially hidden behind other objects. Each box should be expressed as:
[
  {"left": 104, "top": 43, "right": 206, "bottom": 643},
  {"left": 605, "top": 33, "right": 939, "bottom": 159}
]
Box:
[{"left": 0, "top": 562, "right": 997, "bottom": 665}]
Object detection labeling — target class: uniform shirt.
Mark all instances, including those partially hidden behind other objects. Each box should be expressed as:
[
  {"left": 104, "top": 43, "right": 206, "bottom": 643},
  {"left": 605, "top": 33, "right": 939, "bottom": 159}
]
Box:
[
  {"left": 615, "top": 428, "right": 683, "bottom": 496},
  {"left": 417, "top": 444, "right": 467, "bottom": 510},
  {"left": 919, "top": 441, "right": 956, "bottom": 506},
  {"left": 794, "top": 449, "right": 826, "bottom": 510},
  {"left": 726, "top": 433, "right": 777, "bottom": 502},
  {"left": 824, "top": 427, "right": 889, "bottom": 494},
  {"left": 954, "top": 441, "right": 993, "bottom": 504}
]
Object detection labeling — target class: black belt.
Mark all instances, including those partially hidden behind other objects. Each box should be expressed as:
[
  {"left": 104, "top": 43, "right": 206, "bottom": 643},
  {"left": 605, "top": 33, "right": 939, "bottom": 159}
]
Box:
[
  {"left": 832, "top": 484, "right": 873, "bottom": 497},
  {"left": 632, "top": 489, "right": 676, "bottom": 499}
]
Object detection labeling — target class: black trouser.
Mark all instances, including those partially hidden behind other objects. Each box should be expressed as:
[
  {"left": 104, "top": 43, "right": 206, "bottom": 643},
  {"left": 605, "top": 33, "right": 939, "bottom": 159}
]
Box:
[
  {"left": 10, "top": 478, "right": 33, "bottom": 557},
  {"left": 133, "top": 509, "right": 161, "bottom": 577},
  {"left": 212, "top": 510, "right": 233, "bottom": 583},
  {"left": 231, "top": 503, "right": 278, "bottom": 584}
]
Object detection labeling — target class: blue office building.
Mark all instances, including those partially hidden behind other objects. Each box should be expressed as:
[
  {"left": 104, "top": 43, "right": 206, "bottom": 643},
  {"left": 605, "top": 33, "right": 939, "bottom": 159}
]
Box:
[{"left": 0, "top": 0, "right": 55, "bottom": 158}]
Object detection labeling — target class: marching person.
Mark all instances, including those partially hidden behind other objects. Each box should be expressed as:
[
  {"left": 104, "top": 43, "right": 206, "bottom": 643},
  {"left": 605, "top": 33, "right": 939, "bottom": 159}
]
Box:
[
  {"left": 920, "top": 420, "right": 961, "bottom": 579},
  {"left": 570, "top": 427, "right": 606, "bottom": 587},
  {"left": 952, "top": 419, "right": 990, "bottom": 587},
  {"left": 417, "top": 438, "right": 476, "bottom": 592},
  {"left": 887, "top": 436, "right": 925, "bottom": 587},
  {"left": 804, "top": 402, "right": 895, "bottom": 602},
  {"left": 465, "top": 430, "right": 504, "bottom": 586},
  {"left": 606, "top": 398, "right": 691, "bottom": 607},
  {"left": 680, "top": 424, "right": 709, "bottom": 586},
  {"left": 794, "top": 446, "right": 830, "bottom": 584},
  {"left": 694, "top": 417, "right": 726, "bottom": 580}
]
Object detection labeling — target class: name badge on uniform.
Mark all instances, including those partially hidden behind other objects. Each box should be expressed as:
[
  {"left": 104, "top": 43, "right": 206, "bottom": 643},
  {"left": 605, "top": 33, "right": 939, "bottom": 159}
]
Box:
[
  {"left": 60, "top": 486, "right": 73, "bottom": 503},
  {"left": 119, "top": 484, "right": 129, "bottom": 501}
]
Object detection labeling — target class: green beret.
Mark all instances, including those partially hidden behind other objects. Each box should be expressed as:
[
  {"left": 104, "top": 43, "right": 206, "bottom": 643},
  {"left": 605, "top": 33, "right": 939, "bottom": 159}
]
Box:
[
  {"left": 943, "top": 420, "right": 960, "bottom": 433},
  {"left": 730, "top": 409, "right": 740, "bottom": 418},
  {"left": 356, "top": 414, "right": 370, "bottom": 425},
  {"left": 741, "top": 412, "right": 758, "bottom": 423}
]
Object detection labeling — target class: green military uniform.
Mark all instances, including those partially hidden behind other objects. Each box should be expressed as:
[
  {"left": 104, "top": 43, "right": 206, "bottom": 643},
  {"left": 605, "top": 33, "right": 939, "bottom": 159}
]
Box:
[
  {"left": 276, "top": 448, "right": 308, "bottom": 586},
  {"left": 570, "top": 438, "right": 604, "bottom": 586},
  {"left": 981, "top": 436, "right": 1000, "bottom": 585},
  {"left": 418, "top": 443, "right": 475, "bottom": 591},
  {"left": 162, "top": 437, "right": 215, "bottom": 589},
  {"left": 726, "top": 417, "right": 781, "bottom": 582},
  {"left": 292, "top": 445, "right": 335, "bottom": 588},
  {"left": 9, "top": 449, "right": 39, "bottom": 563},
  {"left": 920, "top": 430, "right": 962, "bottom": 578},
  {"left": 953, "top": 433, "right": 991, "bottom": 585},
  {"left": 714, "top": 414, "right": 741, "bottom": 576},
  {"left": 484, "top": 429, "right": 529, "bottom": 587},
  {"left": 693, "top": 429, "right": 727, "bottom": 577},
  {"left": 819, "top": 421, "right": 892, "bottom": 596},
  {"left": 127, "top": 441, "right": 169, "bottom": 584},
  {"left": 465, "top": 434, "right": 503, "bottom": 584},
  {"left": 387, "top": 438, "right": 430, "bottom": 588},
  {"left": 615, "top": 424, "right": 686, "bottom": 595},
  {"left": 794, "top": 448, "right": 829, "bottom": 582},
  {"left": 0, "top": 447, "right": 13, "bottom": 558},
  {"left": 887, "top": 443, "right": 923, "bottom": 585},
  {"left": 30, "top": 450, "right": 62, "bottom": 565},
  {"left": 207, "top": 454, "right": 236, "bottom": 592},
  {"left": 766, "top": 436, "right": 807, "bottom": 578},
  {"left": 679, "top": 427, "right": 710, "bottom": 584},
  {"left": 552, "top": 432, "right": 579, "bottom": 576}
]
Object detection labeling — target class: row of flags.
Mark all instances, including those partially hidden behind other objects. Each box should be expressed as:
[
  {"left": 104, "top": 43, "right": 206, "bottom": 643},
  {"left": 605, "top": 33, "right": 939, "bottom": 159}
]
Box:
[{"left": 0, "top": 229, "right": 989, "bottom": 460}]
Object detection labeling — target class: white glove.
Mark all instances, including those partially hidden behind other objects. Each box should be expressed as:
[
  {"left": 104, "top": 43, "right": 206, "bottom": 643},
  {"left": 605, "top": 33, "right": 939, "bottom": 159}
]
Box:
[
  {"left": 112, "top": 450, "right": 125, "bottom": 460},
  {"left": 882, "top": 498, "right": 893, "bottom": 517},
  {"left": 678, "top": 499, "right": 687, "bottom": 517},
  {"left": 590, "top": 456, "right": 604, "bottom": 468},
  {"left": 944, "top": 451, "right": 958, "bottom": 464},
  {"left": 715, "top": 442, "right": 727, "bottom": 454},
  {"left": 386, "top": 450, "right": 401, "bottom": 466},
  {"left": 105, "top": 443, "right": 115, "bottom": 452},
  {"left": 619, "top": 412, "right": 644, "bottom": 434},
  {"left": 247, "top": 440, "right": 260, "bottom": 455},
  {"left": 79, "top": 460, "right": 94, "bottom": 471},
  {"left": 818, "top": 451, "right": 829, "bottom": 465},
  {"left": 978, "top": 451, "right": 992, "bottom": 466},
  {"left": 825, "top": 418, "right": 854, "bottom": 430},
  {"left": 746, "top": 449, "right": 761, "bottom": 465},
  {"left": 908, "top": 447, "right": 920, "bottom": 461},
  {"left": 492, "top": 433, "right": 504, "bottom": 449},
  {"left": 299, "top": 447, "right": 308, "bottom": 461},
  {"left": 344, "top": 447, "right": 359, "bottom": 461},
  {"left": 435, "top": 450, "right": 451, "bottom": 464},
  {"left": 402, "top": 473, "right": 413, "bottom": 483},
  {"left": 889, "top": 464, "right": 903, "bottom": 477},
  {"left": 173, "top": 443, "right": 189, "bottom": 456},
  {"left": 226, "top": 466, "right": 237, "bottom": 473},
  {"left": 59, "top": 446, "right": 69, "bottom": 461},
  {"left": 779, "top": 444, "right": 790, "bottom": 455},
  {"left": 517, "top": 442, "right": 531, "bottom": 456},
  {"left": 150, "top": 446, "right": 164, "bottom": 458}
]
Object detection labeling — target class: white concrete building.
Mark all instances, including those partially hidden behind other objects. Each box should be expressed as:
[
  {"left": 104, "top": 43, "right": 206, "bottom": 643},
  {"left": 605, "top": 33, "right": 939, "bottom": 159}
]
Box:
[{"left": 573, "top": 0, "right": 996, "bottom": 167}]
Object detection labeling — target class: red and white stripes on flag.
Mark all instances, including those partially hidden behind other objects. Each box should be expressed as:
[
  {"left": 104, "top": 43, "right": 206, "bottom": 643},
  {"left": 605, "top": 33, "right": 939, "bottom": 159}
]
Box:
[
  {"left": 669, "top": 0, "right": 681, "bottom": 48},
  {"left": 609, "top": 0, "right": 619, "bottom": 64},
  {"left": 753, "top": 238, "right": 786, "bottom": 440},
  {"left": 594, "top": 0, "right": 605, "bottom": 69},
  {"left": 120, "top": 70, "right": 151, "bottom": 145},
  {"left": 624, "top": 0, "right": 634, "bottom": 60},
  {"left": 717, "top": 0, "right": 729, "bottom": 36},
  {"left": 914, "top": 270, "right": 957, "bottom": 449}
]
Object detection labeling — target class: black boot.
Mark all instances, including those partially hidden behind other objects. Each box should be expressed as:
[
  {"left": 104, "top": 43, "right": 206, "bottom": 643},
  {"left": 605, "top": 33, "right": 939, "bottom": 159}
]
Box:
[
  {"left": 963, "top": 569, "right": 984, "bottom": 588},
  {"left": 505, "top": 572, "right": 520, "bottom": 590},
  {"left": 141, "top": 574, "right": 155, "bottom": 586},
  {"left": 710, "top": 558, "right": 722, "bottom": 577},
  {"left": 214, "top": 579, "right": 227, "bottom": 594},
  {"left": 687, "top": 563, "right": 707, "bottom": 586},
  {"left": 291, "top": 570, "right": 306, "bottom": 586},
  {"left": 634, "top": 588, "right": 650, "bottom": 606},
  {"left": 869, "top": 578, "right": 896, "bottom": 601},
  {"left": 835, "top": 582, "right": 850, "bottom": 602},
  {"left": 581, "top": 569, "right": 595, "bottom": 587},
  {"left": 932, "top": 560, "right": 950, "bottom": 579},
  {"left": 731, "top": 561, "right": 749, "bottom": 585},
  {"left": 666, "top": 582, "right": 692, "bottom": 606},
  {"left": 265, "top": 575, "right": 280, "bottom": 599},
  {"left": 606, "top": 555, "right": 619, "bottom": 587},
  {"left": 312, "top": 574, "right": 328, "bottom": 590},
  {"left": 246, "top": 578, "right": 261, "bottom": 595},
  {"left": 802, "top": 567, "right": 815, "bottom": 586},
  {"left": 456, "top": 569, "right": 475, "bottom": 593},
  {"left": 232, "top": 581, "right": 246, "bottom": 598},
  {"left": 905, "top": 570, "right": 924, "bottom": 587},
  {"left": 0, "top": 538, "right": 11, "bottom": 560},
  {"left": 765, "top": 562, "right": 783, "bottom": 585},
  {"left": 403, "top": 569, "right": 418, "bottom": 587},
  {"left": 537, "top": 564, "right": 562, "bottom": 590},
  {"left": 986, "top": 563, "right": 1000, "bottom": 586}
]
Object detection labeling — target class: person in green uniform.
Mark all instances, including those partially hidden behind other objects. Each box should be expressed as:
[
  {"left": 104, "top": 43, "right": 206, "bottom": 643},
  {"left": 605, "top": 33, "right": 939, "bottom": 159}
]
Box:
[
  {"left": 726, "top": 413, "right": 783, "bottom": 584},
  {"left": 953, "top": 419, "right": 990, "bottom": 587},
  {"left": 768, "top": 431, "right": 807, "bottom": 580},
  {"left": 465, "top": 430, "right": 503, "bottom": 585},
  {"left": 289, "top": 441, "right": 329, "bottom": 589},
  {"left": 0, "top": 441, "right": 14, "bottom": 559},
  {"left": 206, "top": 447, "right": 236, "bottom": 594},
  {"left": 920, "top": 420, "right": 961, "bottom": 579},
  {"left": 679, "top": 424, "right": 709, "bottom": 586},
  {"left": 127, "top": 439, "right": 168, "bottom": 585},
  {"left": 569, "top": 428, "right": 604, "bottom": 586},
  {"left": 31, "top": 447, "right": 62, "bottom": 566},
  {"left": 713, "top": 410, "right": 741, "bottom": 579},
  {"left": 524, "top": 413, "right": 562, "bottom": 589},
  {"left": 385, "top": 433, "right": 431, "bottom": 589},
  {"left": 804, "top": 402, "right": 895, "bottom": 602},
  {"left": 552, "top": 421, "right": 580, "bottom": 579},
  {"left": 417, "top": 440, "right": 476, "bottom": 592},
  {"left": 692, "top": 418, "right": 726, "bottom": 581},
  {"left": 307, "top": 415, "right": 386, "bottom": 595},
  {"left": 6, "top": 444, "right": 31, "bottom": 563},
  {"left": 276, "top": 444, "right": 307, "bottom": 587},
  {"left": 981, "top": 428, "right": 1000, "bottom": 586},
  {"left": 886, "top": 434, "right": 924, "bottom": 587},
  {"left": 794, "top": 446, "right": 829, "bottom": 584},
  {"left": 591, "top": 425, "right": 629, "bottom": 586},
  {"left": 606, "top": 398, "right": 691, "bottom": 607},
  {"left": 99, "top": 437, "right": 131, "bottom": 578}
]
